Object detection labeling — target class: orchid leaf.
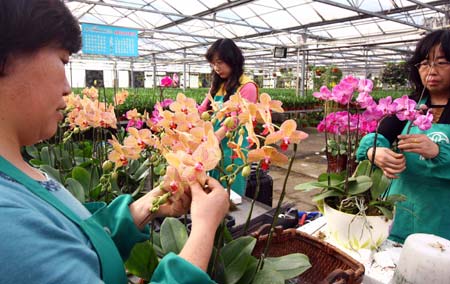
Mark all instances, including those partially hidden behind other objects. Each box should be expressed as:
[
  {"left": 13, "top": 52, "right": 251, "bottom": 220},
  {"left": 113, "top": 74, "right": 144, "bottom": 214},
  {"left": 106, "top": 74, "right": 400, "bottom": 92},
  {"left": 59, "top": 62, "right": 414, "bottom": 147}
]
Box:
[
  {"left": 66, "top": 177, "right": 85, "bottom": 203},
  {"left": 265, "top": 253, "right": 311, "bottom": 280},
  {"left": 160, "top": 217, "right": 188, "bottom": 254},
  {"left": 370, "top": 168, "right": 391, "bottom": 199},
  {"left": 221, "top": 236, "right": 256, "bottom": 284},
  {"left": 386, "top": 194, "right": 407, "bottom": 203},
  {"left": 312, "top": 189, "right": 344, "bottom": 202},
  {"left": 39, "top": 165, "right": 62, "bottom": 183},
  {"left": 346, "top": 176, "right": 372, "bottom": 195},
  {"left": 373, "top": 205, "right": 393, "bottom": 220},
  {"left": 72, "top": 166, "right": 91, "bottom": 192},
  {"left": 125, "top": 241, "right": 159, "bottom": 281},
  {"left": 252, "top": 262, "right": 284, "bottom": 284}
]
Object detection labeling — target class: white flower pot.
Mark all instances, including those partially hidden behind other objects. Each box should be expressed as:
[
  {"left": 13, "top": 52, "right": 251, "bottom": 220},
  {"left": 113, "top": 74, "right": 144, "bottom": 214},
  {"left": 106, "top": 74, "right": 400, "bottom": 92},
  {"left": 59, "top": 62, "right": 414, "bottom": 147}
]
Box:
[{"left": 324, "top": 201, "right": 393, "bottom": 250}]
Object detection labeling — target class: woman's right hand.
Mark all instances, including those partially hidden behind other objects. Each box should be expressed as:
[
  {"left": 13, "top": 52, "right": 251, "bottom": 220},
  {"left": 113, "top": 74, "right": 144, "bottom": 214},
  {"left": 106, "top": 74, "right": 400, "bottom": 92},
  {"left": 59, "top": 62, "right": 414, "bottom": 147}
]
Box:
[
  {"left": 189, "top": 177, "right": 229, "bottom": 231},
  {"left": 367, "top": 147, "right": 406, "bottom": 179}
]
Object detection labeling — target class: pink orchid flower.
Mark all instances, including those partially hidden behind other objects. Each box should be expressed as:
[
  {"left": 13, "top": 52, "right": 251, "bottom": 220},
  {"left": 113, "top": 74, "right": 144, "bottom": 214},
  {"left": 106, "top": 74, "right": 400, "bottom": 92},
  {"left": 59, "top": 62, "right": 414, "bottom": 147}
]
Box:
[
  {"left": 394, "top": 95, "right": 417, "bottom": 121},
  {"left": 413, "top": 111, "right": 433, "bottom": 131},
  {"left": 160, "top": 76, "right": 173, "bottom": 87}
]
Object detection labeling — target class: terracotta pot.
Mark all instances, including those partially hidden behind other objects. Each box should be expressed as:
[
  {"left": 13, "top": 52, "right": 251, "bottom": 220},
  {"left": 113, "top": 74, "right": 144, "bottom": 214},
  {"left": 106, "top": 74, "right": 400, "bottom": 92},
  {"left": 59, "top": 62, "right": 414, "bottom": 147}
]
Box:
[{"left": 324, "top": 201, "right": 393, "bottom": 250}]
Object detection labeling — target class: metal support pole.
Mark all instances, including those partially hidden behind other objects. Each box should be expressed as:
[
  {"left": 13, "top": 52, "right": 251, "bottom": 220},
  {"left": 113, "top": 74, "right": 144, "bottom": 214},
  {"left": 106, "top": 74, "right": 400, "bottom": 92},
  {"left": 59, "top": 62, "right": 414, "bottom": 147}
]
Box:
[
  {"left": 130, "top": 59, "right": 134, "bottom": 88},
  {"left": 152, "top": 54, "right": 157, "bottom": 91},
  {"left": 69, "top": 61, "right": 73, "bottom": 87},
  {"left": 296, "top": 47, "right": 300, "bottom": 96},
  {"left": 183, "top": 48, "right": 187, "bottom": 92},
  {"left": 301, "top": 50, "right": 306, "bottom": 97}
]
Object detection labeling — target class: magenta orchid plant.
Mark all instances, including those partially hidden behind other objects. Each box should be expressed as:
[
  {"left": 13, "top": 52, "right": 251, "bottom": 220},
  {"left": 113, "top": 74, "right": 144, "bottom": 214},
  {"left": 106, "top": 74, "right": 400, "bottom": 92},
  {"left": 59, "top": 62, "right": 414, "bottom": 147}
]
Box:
[{"left": 296, "top": 75, "right": 432, "bottom": 217}]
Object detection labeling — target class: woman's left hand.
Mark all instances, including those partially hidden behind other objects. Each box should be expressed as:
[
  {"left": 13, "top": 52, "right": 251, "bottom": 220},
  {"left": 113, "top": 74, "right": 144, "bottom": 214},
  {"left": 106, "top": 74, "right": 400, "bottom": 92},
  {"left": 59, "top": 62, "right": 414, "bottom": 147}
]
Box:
[
  {"left": 129, "top": 187, "right": 191, "bottom": 230},
  {"left": 397, "top": 134, "right": 439, "bottom": 159}
]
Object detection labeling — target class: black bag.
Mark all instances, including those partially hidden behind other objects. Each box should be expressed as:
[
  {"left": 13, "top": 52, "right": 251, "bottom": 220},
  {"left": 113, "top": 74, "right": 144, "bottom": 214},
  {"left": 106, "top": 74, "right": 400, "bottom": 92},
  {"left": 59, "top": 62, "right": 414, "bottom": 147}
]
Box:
[{"left": 245, "top": 169, "right": 273, "bottom": 207}]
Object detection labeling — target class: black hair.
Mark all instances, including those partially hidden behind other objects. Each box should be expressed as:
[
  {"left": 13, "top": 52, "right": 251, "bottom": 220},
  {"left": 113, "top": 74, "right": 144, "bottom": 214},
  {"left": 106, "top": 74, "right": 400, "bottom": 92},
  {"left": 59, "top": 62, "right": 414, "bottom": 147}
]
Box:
[
  {"left": 205, "top": 38, "right": 244, "bottom": 102},
  {"left": 0, "top": 0, "right": 82, "bottom": 76},
  {"left": 408, "top": 29, "right": 450, "bottom": 98}
]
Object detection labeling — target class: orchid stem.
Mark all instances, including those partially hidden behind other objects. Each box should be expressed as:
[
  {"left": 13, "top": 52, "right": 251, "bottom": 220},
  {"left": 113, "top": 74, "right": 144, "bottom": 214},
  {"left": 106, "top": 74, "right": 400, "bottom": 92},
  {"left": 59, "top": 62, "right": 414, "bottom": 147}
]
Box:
[{"left": 257, "top": 143, "right": 298, "bottom": 271}]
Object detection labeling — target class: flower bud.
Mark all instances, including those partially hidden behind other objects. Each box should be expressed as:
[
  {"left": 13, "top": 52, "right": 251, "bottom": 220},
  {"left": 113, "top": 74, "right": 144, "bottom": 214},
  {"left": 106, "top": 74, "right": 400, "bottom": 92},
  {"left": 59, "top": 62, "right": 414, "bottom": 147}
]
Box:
[
  {"left": 226, "top": 165, "right": 234, "bottom": 172},
  {"left": 225, "top": 132, "right": 233, "bottom": 139},
  {"left": 238, "top": 128, "right": 246, "bottom": 136},
  {"left": 73, "top": 127, "right": 80, "bottom": 134},
  {"left": 201, "top": 112, "right": 211, "bottom": 121},
  {"left": 228, "top": 177, "right": 235, "bottom": 185},
  {"left": 102, "top": 160, "right": 114, "bottom": 172},
  {"left": 224, "top": 117, "right": 235, "bottom": 129},
  {"left": 241, "top": 165, "right": 251, "bottom": 177},
  {"left": 211, "top": 118, "right": 217, "bottom": 124},
  {"left": 111, "top": 171, "right": 118, "bottom": 181}
]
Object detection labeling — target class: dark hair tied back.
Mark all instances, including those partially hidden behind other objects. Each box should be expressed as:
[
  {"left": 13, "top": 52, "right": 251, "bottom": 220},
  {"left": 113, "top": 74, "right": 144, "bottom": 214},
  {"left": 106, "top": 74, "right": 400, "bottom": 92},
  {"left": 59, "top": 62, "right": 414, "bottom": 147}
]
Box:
[{"left": 0, "top": 0, "right": 82, "bottom": 76}]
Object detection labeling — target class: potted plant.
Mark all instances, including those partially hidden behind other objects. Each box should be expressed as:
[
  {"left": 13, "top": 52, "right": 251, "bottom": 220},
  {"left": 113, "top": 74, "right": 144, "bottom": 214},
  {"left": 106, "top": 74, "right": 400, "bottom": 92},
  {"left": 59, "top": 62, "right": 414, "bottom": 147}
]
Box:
[{"left": 295, "top": 76, "right": 433, "bottom": 250}]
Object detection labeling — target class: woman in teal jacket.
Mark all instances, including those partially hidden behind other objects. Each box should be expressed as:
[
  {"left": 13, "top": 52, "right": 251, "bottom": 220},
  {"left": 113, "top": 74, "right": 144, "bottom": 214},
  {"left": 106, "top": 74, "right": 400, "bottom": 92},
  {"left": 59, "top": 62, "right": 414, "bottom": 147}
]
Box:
[
  {"left": 0, "top": 1, "right": 229, "bottom": 283},
  {"left": 357, "top": 29, "right": 450, "bottom": 243}
]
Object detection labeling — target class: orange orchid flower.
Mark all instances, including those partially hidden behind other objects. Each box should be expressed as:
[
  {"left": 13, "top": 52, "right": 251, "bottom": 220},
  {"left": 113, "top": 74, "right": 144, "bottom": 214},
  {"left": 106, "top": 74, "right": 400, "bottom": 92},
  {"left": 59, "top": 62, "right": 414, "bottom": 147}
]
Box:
[
  {"left": 265, "top": 120, "right": 308, "bottom": 151},
  {"left": 248, "top": 146, "right": 288, "bottom": 170}
]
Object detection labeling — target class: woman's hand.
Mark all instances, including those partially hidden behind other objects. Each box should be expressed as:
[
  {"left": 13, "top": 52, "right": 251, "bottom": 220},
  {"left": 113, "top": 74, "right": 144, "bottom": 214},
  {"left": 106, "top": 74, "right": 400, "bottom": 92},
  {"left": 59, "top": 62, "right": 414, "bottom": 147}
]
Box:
[
  {"left": 367, "top": 147, "right": 406, "bottom": 179},
  {"left": 397, "top": 134, "right": 439, "bottom": 159},
  {"left": 129, "top": 186, "right": 191, "bottom": 230},
  {"left": 179, "top": 177, "right": 229, "bottom": 271},
  {"left": 189, "top": 178, "right": 229, "bottom": 231}
]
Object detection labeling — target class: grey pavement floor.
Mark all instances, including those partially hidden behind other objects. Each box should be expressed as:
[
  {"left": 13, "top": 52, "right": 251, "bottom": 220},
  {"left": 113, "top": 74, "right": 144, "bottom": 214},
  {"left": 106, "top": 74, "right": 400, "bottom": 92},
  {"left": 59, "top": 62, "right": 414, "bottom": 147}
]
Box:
[{"left": 268, "top": 127, "right": 327, "bottom": 211}]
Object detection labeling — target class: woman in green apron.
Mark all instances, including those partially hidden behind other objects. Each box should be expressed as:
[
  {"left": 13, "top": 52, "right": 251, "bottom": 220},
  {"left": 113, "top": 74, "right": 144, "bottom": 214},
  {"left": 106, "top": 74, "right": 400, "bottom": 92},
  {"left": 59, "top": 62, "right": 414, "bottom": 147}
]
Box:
[
  {"left": 198, "top": 39, "right": 258, "bottom": 196},
  {"left": 0, "top": 1, "right": 228, "bottom": 283},
  {"left": 357, "top": 29, "right": 450, "bottom": 243}
]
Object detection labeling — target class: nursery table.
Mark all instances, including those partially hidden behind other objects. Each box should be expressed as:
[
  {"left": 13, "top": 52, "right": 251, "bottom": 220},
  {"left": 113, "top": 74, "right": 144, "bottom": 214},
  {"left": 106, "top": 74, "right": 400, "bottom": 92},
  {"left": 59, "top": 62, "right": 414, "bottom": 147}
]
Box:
[{"left": 298, "top": 217, "right": 402, "bottom": 284}]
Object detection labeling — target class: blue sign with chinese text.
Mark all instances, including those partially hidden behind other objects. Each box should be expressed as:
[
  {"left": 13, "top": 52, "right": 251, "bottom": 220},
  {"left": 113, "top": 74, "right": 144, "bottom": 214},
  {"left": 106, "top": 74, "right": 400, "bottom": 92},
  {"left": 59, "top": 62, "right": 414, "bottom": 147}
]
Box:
[{"left": 81, "top": 23, "right": 138, "bottom": 57}]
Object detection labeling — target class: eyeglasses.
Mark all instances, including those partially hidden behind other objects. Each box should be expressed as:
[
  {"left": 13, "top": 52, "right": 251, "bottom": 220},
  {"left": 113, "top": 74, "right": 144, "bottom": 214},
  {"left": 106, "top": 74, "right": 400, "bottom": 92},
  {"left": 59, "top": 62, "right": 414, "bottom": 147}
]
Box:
[{"left": 414, "top": 60, "right": 450, "bottom": 70}]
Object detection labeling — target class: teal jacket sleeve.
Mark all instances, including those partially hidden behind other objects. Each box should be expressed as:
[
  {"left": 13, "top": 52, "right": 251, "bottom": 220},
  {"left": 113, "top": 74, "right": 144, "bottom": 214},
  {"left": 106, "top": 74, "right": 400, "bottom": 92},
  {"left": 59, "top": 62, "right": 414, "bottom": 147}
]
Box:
[
  {"left": 356, "top": 133, "right": 391, "bottom": 162},
  {"left": 424, "top": 141, "right": 450, "bottom": 179},
  {"left": 150, "top": 253, "right": 215, "bottom": 284},
  {"left": 85, "top": 195, "right": 150, "bottom": 261}
]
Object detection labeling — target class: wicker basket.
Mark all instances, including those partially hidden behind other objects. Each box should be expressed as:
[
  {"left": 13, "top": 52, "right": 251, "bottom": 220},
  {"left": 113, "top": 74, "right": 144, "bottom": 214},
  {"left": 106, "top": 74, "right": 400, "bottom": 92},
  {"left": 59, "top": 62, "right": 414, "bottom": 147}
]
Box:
[{"left": 251, "top": 226, "right": 365, "bottom": 284}]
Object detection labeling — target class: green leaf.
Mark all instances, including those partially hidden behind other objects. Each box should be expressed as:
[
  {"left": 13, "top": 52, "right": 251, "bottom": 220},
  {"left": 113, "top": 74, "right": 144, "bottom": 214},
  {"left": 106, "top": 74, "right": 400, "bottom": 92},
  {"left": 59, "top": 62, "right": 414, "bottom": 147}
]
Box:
[
  {"left": 347, "top": 176, "right": 372, "bottom": 195},
  {"left": 312, "top": 189, "right": 344, "bottom": 202},
  {"left": 386, "top": 194, "right": 407, "bottom": 203},
  {"left": 66, "top": 178, "right": 85, "bottom": 203},
  {"left": 370, "top": 169, "right": 391, "bottom": 200},
  {"left": 221, "top": 236, "right": 256, "bottom": 284},
  {"left": 29, "top": 159, "right": 43, "bottom": 166},
  {"left": 353, "top": 160, "right": 371, "bottom": 177},
  {"left": 318, "top": 172, "right": 345, "bottom": 182},
  {"left": 39, "top": 165, "right": 62, "bottom": 183},
  {"left": 40, "top": 146, "right": 52, "bottom": 166},
  {"left": 252, "top": 263, "right": 284, "bottom": 284},
  {"left": 160, "top": 217, "right": 188, "bottom": 254},
  {"left": 25, "top": 145, "right": 39, "bottom": 159},
  {"left": 72, "top": 166, "right": 91, "bottom": 192},
  {"left": 125, "top": 241, "right": 159, "bottom": 281},
  {"left": 265, "top": 253, "right": 311, "bottom": 280},
  {"left": 236, "top": 257, "right": 258, "bottom": 284},
  {"left": 374, "top": 205, "right": 393, "bottom": 219}
]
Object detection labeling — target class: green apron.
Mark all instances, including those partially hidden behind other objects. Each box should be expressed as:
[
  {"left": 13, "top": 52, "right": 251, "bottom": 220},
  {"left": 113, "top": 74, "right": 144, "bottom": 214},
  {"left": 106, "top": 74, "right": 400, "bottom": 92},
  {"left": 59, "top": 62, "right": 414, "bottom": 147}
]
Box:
[
  {"left": 0, "top": 156, "right": 128, "bottom": 284},
  {"left": 389, "top": 121, "right": 450, "bottom": 243},
  {"left": 209, "top": 76, "right": 257, "bottom": 196}
]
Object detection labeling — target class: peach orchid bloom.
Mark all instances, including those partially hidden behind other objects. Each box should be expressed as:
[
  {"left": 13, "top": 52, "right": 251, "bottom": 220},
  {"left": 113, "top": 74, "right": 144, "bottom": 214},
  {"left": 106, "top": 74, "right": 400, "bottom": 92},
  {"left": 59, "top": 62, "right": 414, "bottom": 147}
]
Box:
[
  {"left": 115, "top": 89, "right": 129, "bottom": 105},
  {"left": 245, "top": 122, "right": 260, "bottom": 149},
  {"left": 265, "top": 120, "right": 308, "bottom": 151},
  {"left": 170, "top": 93, "right": 198, "bottom": 115},
  {"left": 248, "top": 146, "right": 288, "bottom": 170},
  {"left": 227, "top": 134, "right": 246, "bottom": 162},
  {"left": 161, "top": 166, "right": 188, "bottom": 198},
  {"left": 126, "top": 127, "right": 158, "bottom": 149},
  {"left": 82, "top": 86, "right": 99, "bottom": 100},
  {"left": 108, "top": 137, "right": 141, "bottom": 169}
]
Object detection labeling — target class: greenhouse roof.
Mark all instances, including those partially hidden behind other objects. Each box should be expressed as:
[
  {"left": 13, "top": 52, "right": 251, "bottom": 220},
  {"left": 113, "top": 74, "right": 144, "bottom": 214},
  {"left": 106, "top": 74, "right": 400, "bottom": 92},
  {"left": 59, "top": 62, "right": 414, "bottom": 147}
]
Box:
[{"left": 65, "top": 0, "right": 450, "bottom": 76}]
